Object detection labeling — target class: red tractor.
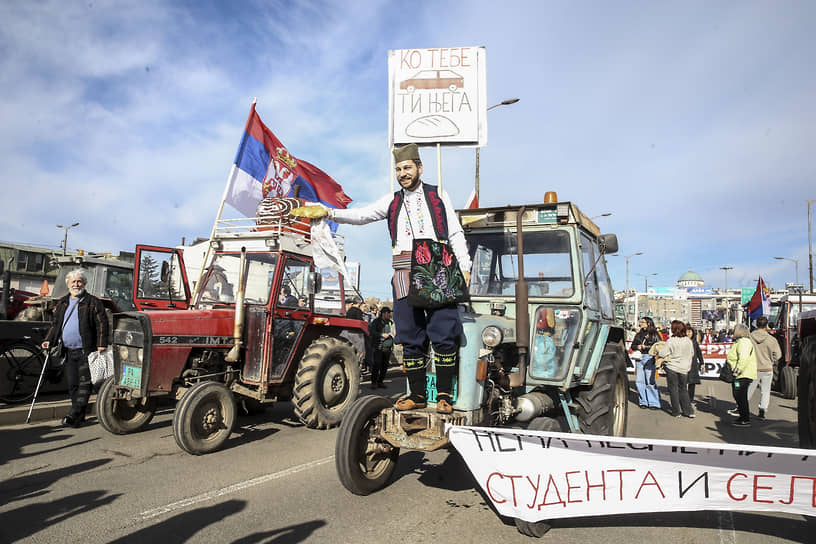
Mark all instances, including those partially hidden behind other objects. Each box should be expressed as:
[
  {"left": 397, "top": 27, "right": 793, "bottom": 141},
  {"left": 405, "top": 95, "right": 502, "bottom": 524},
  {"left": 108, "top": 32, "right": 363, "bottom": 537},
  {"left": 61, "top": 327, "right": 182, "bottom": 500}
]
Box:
[{"left": 98, "top": 213, "right": 367, "bottom": 454}]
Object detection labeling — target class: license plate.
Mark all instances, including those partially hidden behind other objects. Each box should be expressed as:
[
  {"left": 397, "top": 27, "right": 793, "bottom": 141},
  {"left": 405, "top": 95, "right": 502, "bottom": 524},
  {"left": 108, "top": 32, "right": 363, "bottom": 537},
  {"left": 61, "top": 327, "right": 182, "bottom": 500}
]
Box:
[
  {"left": 424, "top": 375, "right": 458, "bottom": 403},
  {"left": 120, "top": 365, "right": 142, "bottom": 388}
]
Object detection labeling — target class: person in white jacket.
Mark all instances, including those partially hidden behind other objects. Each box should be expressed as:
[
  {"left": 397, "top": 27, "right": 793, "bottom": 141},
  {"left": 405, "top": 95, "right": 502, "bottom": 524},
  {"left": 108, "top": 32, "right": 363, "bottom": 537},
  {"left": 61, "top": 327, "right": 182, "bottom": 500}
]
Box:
[{"left": 658, "top": 320, "right": 695, "bottom": 418}]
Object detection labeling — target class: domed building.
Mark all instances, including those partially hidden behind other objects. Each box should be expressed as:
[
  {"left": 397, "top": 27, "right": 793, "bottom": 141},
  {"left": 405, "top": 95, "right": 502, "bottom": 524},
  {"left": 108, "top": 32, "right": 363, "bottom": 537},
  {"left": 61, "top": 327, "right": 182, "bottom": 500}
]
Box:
[{"left": 677, "top": 268, "right": 704, "bottom": 288}]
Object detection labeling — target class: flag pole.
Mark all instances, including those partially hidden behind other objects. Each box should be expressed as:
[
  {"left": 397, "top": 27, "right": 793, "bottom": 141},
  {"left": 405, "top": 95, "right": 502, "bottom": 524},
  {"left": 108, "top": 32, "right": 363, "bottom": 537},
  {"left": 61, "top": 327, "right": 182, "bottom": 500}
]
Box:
[
  {"left": 436, "top": 143, "right": 442, "bottom": 192},
  {"left": 189, "top": 99, "right": 257, "bottom": 306}
]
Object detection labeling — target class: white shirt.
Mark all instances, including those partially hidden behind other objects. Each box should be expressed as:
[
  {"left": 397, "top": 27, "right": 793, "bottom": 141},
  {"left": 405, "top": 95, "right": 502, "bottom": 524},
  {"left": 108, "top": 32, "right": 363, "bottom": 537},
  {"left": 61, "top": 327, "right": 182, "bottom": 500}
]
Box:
[{"left": 332, "top": 184, "right": 472, "bottom": 272}]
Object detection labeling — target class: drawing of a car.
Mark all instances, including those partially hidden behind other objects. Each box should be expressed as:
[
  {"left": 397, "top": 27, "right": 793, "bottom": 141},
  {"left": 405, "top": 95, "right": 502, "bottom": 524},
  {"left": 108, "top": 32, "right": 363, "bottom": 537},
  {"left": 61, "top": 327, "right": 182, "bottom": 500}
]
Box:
[{"left": 400, "top": 70, "right": 464, "bottom": 92}]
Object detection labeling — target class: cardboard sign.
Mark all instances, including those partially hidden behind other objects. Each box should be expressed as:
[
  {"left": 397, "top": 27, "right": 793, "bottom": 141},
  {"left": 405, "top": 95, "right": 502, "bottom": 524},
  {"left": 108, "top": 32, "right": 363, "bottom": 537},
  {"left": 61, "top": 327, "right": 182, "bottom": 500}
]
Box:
[
  {"left": 388, "top": 46, "right": 487, "bottom": 146},
  {"left": 448, "top": 426, "right": 816, "bottom": 523}
]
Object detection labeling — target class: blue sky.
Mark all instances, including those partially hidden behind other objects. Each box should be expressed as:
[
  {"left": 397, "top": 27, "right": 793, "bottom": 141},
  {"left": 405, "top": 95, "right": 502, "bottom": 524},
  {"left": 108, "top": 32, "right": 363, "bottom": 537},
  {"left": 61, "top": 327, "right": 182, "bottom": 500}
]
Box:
[{"left": 1, "top": 0, "right": 814, "bottom": 300}]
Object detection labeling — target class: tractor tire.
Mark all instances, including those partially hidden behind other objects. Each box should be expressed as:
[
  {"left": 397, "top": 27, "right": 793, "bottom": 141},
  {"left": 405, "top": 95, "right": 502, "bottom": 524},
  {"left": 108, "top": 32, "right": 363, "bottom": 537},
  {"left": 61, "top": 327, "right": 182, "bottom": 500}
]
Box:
[
  {"left": 527, "top": 416, "right": 561, "bottom": 432},
  {"left": 293, "top": 336, "right": 361, "bottom": 429},
  {"left": 781, "top": 365, "right": 797, "bottom": 400},
  {"left": 515, "top": 518, "right": 552, "bottom": 538},
  {"left": 798, "top": 337, "right": 816, "bottom": 448},
  {"left": 173, "top": 381, "right": 236, "bottom": 455},
  {"left": 335, "top": 395, "right": 398, "bottom": 495},
  {"left": 574, "top": 344, "right": 628, "bottom": 436},
  {"left": 0, "top": 342, "right": 45, "bottom": 404},
  {"left": 96, "top": 376, "right": 157, "bottom": 434}
]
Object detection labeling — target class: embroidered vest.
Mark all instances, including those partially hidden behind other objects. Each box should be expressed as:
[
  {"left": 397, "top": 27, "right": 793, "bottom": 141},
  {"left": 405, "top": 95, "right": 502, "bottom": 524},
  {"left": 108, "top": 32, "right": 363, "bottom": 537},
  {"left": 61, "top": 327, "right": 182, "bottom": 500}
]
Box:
[{"left": 386, "top": 183, "right": 448, "bottom": 247}]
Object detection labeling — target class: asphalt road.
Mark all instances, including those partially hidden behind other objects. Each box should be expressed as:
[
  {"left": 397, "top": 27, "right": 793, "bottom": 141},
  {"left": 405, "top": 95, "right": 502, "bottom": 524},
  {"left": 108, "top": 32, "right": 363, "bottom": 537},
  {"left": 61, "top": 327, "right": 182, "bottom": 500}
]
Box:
[{"left": 1, "top": 375, "right": 812, "bottom": 544}]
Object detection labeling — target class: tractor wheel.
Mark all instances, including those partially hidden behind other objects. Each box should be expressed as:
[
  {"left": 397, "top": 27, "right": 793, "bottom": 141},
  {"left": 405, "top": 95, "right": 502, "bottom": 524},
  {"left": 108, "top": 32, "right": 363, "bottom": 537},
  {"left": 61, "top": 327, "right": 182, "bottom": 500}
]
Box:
[
  {"left": 0, "top": 342, "right": 45, "bottom": 404},
  {"left": 515, "top": 518, "right": 552, "bottom": 538},
  {"left": 781, "top": 365, "right": 797, "bottom": 399},
  {"left": 798, "top": 337, "right": 816, "bottom": 448},
  {"left": 173, "top": 381, "right": 236, "bottom": 455},
  {"left": 293, "top": 336, "right": 361, "bottom": 429},
  {"left": 527, "top": 416, "right": 561, "bottom": 432},
  {"left": 96, "top": 376, "right": 157, "bottom": 434},
  {"left": 335, "top": 395, "right": 398, "bottom": 495},
  {"left": 574, "top": 344, "right": 628, "bottom": 436}
]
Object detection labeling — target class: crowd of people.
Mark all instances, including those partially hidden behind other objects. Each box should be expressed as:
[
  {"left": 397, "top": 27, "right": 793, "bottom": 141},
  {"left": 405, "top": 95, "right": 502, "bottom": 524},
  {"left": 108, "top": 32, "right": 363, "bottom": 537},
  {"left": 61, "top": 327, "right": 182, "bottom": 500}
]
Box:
[{"left": 629, "top": 315, "right": 781, "bottom": 427}]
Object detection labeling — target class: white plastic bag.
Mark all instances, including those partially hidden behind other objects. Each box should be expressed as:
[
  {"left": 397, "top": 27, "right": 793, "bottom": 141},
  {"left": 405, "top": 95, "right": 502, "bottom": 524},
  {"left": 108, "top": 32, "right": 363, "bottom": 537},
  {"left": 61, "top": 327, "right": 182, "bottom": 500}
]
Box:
[
  {"left": 629, "top": 350, "right": 643, "bottom": 361},
  {"left": 88, "top": 349, "right": 114, "bottom": 385}
]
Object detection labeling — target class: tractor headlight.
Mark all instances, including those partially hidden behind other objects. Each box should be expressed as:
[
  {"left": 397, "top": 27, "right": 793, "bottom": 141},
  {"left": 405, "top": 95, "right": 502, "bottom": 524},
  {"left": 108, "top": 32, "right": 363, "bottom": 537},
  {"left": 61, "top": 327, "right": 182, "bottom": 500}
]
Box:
[
  {"left": 137, "top": 348, "right": 144, "bottom": 363},
  {"left": 119, "top": 345, "right": 130, "bottom": 361},
  {"left": 482, "top": 325, "right": 503, "bottom": 347}
]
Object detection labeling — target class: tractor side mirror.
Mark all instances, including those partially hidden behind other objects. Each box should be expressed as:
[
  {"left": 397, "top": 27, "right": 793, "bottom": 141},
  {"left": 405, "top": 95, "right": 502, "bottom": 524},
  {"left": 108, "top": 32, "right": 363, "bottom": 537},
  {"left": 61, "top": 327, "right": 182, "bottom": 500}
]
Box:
[
  {"left": 160, "top": 261, "right": 170, "bottom": 283},
  {"left": 307, "top": 271, "right": 322, "bottom": 294},
  {"left": 598, "top": 234, "right": 619, "bottom": 255}
]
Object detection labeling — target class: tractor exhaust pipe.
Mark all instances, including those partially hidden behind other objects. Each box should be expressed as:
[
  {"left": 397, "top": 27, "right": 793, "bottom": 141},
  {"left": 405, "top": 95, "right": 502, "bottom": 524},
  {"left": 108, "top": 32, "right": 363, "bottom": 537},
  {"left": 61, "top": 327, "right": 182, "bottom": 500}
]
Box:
[
  {"left": 225, "top": 247, "right": 247, "bottom": 363},
  {"left": 510, "top": 206, "right": 530, "bottom": 388}
]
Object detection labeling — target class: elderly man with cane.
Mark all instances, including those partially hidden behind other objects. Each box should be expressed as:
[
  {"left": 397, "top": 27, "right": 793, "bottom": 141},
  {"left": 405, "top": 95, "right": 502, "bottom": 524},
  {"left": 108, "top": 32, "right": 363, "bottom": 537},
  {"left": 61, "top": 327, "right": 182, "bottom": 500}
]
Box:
[{"left": 41, "top": 269, "right": 109, "bottom": 427}]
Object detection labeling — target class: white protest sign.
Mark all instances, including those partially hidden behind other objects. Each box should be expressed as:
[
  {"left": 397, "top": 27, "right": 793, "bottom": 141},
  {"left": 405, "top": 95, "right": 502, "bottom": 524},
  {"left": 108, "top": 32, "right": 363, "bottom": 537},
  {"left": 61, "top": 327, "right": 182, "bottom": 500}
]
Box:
[
  {"left": 448, "top": 426, "right": 816, "bottom": 522},
  {"left": 388, "top": 46, "right": 487, "bottom": 147}
]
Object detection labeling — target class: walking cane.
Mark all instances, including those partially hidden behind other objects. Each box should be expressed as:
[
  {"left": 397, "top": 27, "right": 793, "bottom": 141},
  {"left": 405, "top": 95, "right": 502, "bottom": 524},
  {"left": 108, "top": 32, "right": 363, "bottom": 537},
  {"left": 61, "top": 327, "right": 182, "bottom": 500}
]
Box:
[{"left": 26, "top": 348, "right": 51, "bottom": 424}]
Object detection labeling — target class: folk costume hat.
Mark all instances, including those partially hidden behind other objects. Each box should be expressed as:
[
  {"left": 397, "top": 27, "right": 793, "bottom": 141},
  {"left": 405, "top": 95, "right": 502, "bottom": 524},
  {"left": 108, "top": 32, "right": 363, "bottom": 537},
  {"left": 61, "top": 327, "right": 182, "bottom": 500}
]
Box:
[{"left": 393, "top": 143, "right": 421, "bottom": 163}]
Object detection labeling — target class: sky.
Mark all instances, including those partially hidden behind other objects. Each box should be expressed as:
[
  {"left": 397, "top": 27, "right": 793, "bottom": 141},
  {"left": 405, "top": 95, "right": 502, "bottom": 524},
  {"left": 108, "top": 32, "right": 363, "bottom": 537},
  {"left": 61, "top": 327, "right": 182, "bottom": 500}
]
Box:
[{"left": 1, "top": 0, "right": 814, "bottom": 300}]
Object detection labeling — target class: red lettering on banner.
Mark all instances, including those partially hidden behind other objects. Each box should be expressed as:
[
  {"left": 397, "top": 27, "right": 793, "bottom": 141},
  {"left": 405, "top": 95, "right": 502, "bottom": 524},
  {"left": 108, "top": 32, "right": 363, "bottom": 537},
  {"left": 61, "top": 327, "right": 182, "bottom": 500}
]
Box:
[
  {"left": 538, "top": 474, "right": 567, "bottom": 509},
  {"left": 565, "top": 471, "right": 583, "bottom": 503},
  {"left": 753, "top": 474, "right": 775, "bottom": 504},
  {"left": 585, "top": 470, "right": 607, "bottom": 501},
  {"left": 607, "top": 469, "right": 636, "bottom": 500},
  {"left": 506, "top": 474, "right": 523, "bottom": 507},
  {"left": 779, "top": 476, "right": 816, "bottom": 506},
  {"left": 727, "top": 473, "right": 749, "bottom": 501},
  {"left": 526, "top": 475, "right": 541, "bottom": 509},
  {"left": 635, "top": 471, "right": 666, "bottom": 499},
  {"left": 486, "top": 472, "right": 507, "bottom": 504}
]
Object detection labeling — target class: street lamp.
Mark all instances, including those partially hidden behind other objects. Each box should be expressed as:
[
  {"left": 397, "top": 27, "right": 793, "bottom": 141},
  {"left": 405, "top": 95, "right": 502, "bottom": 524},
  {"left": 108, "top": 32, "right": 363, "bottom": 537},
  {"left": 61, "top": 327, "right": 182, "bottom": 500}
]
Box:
[
  {"left": 612, "top": 252, "right": 643, "bottom": 327},
  {"left": 57, "top": 222, "right": 79, "bottom": 256},
  {"left": 591, "top": 213, "right": 612, "bottom": 220},
  {"left": 638, "top": 272, "right": 657, "bottom": 293},
  {"left": 475, "top": 98, "right": 520, "bottom": 204},
  {"left": 774, "top": 256, "right": 800, "bottom": 285}
]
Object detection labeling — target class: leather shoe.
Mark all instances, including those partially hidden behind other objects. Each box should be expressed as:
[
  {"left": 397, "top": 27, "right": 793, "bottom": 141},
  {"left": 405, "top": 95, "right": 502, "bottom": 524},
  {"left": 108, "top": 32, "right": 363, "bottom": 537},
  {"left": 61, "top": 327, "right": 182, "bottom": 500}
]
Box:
[
  {"left": 61, "top": 415, "right": 75, "bottom": 427},
  {"left": 395, "top": 397, "right": 426, "bottom": 410},
  {"left": 436, "top": 398, "right": 453, "bottom": 414}
]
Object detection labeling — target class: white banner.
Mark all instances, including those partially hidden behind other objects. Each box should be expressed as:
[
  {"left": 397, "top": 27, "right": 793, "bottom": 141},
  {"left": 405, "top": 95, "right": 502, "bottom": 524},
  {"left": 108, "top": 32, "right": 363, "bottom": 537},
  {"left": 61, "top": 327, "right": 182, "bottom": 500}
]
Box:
[{"left": 448, "top": 426, "right": 816, "bottom": 522}]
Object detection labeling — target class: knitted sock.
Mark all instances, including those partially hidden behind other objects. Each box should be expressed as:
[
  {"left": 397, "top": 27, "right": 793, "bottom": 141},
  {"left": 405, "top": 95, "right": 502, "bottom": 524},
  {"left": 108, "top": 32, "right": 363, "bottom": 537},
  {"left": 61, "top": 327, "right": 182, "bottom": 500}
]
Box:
[
  {"left": 404, "top": 355, "right": 427, "bottom": 401},
  {"left": 434, "top": 350, "right": 457, "bottom": 398}
]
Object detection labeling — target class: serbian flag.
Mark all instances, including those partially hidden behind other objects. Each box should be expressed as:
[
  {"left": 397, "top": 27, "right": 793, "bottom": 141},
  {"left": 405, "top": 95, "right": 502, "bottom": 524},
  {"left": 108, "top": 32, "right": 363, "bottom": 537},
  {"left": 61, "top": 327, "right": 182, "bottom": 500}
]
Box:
[
  {"left": 748, "top": 276, "right": 771, "bottom": 320},
  {"left": 224, "top": 102, "right": 352, "bottom": 217}
]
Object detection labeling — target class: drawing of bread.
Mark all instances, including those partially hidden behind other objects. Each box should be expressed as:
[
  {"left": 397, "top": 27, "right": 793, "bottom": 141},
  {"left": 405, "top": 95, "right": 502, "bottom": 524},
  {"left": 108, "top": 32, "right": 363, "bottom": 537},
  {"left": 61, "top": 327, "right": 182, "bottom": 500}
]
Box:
[{"left": 405, "top": 115, "right": 460, "bottom": 138}]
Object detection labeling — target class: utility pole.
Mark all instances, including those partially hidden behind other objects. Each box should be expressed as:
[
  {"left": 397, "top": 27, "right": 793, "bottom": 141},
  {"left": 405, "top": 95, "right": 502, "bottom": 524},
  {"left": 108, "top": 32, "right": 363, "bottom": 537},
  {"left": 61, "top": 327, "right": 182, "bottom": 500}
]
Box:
[
  {"left": 808, "top": 200, "right": 815, "bottom": 293},
  {"left": 720, "top": 266, "right": 733, "bottom": 331}
]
